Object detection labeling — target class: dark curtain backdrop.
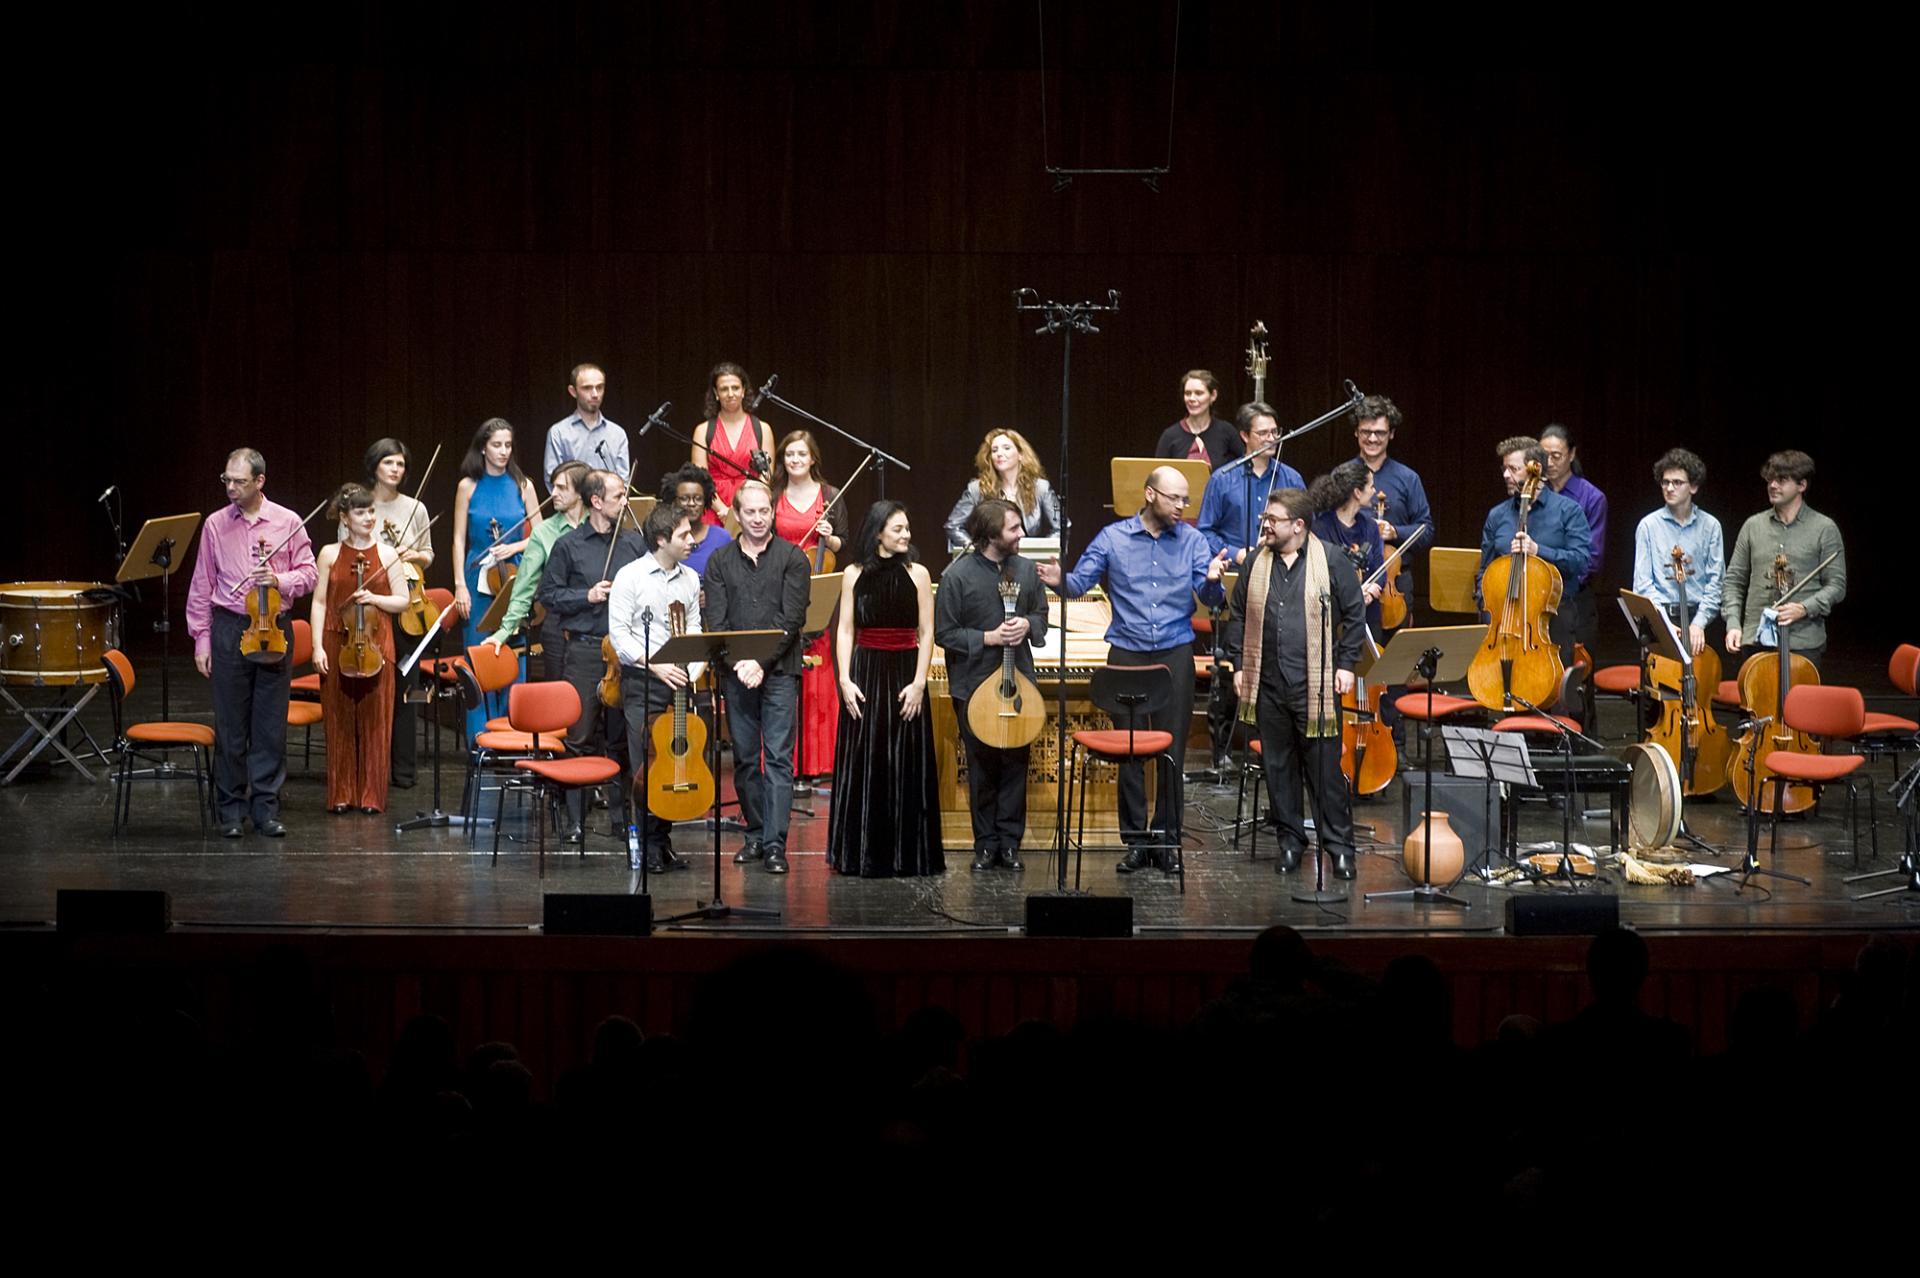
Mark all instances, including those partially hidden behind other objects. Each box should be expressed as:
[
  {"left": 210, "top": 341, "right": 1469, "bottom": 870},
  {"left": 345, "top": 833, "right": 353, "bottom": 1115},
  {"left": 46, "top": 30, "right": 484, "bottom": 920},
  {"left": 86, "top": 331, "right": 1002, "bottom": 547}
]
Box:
[{"left": 14, "top": 3, "right": 1901, "bottom": 657}]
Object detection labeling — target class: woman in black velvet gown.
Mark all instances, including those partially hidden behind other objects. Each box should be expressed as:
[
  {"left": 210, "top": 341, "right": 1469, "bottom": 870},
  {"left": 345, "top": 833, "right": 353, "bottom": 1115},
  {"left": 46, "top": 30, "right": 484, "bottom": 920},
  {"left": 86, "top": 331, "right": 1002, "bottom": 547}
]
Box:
[{"left": 827, "top": 501, "right": 944, "bottom": 877}]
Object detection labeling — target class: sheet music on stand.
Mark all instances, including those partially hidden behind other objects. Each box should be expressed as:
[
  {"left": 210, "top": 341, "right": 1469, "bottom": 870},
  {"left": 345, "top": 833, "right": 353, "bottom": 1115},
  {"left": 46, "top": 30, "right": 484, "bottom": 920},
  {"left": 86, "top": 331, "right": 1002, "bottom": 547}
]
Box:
[{"left": 1442, "top": 725, "right": 1537, "bottom": 790}]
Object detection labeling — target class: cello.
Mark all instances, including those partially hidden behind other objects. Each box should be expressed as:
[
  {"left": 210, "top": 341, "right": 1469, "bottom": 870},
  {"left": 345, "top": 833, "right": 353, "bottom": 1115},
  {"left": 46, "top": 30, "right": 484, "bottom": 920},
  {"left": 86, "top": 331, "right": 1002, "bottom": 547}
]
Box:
[
  {"left": 1725, "top": 553, "right": 1826, "bottom": 811},
  {"left": 1466, "top": 461, "right": 1564, "bottom": 711},
  {"left": 1373, "top": 490, "right": 1410, "bottom": 631},
  {"left": 1647, "top": 545, "right": 1732, "bottom": 796},
  {"left": 1337, "top": 543, "right": 1397, "bottom": 795},
  {"left": 638, "top": 601, "right": 716, "bottom": 822}
]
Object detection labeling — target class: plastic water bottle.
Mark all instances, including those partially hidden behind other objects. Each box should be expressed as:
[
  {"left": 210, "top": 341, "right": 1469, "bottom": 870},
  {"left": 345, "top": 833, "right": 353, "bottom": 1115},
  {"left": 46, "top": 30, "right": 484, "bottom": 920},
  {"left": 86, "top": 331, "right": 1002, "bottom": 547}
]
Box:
[{"left": 627, "top": 822, "right": 641, "bottom": 870}]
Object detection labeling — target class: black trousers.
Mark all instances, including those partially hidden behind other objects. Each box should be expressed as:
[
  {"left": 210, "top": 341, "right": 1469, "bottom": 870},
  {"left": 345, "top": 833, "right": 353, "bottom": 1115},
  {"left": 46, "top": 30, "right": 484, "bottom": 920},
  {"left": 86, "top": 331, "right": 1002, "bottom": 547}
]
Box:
[
  {"left": 953, "top": 693, "right": 1029, "bottom": 853},
  {"left": 1549, "top": 583, "right": 1597, "bottom": 663},
  {"left": 1107, "top": 641, "right": 1194, "bottom": 840},
  {"left": 209, "top": 608, "right": 292, "bottom": 826},
  {"left": 561, "top": 636, "right": 629, "bottom": 825},
  {"left": 1256, "top": 676, "right": 1356, "bottom": 856},
  {"left": 621, "top": 669, "right": 678, "bottom": 853},
  {"left": 390, "top": 665, "right": 417, "bottom": 786}
]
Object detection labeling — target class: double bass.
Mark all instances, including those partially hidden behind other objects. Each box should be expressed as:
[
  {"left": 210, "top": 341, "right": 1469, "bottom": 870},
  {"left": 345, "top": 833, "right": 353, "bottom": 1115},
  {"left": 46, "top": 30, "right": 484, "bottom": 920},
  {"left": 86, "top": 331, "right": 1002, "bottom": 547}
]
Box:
[
  {"left": 638, "top": 601, "right": 716, "bottom": 822},
  {"left": 1467, "top": 461, "right": 1564, "bottom": 711},
  {"left": 1647, "top": 545, "right": 1732, "bottom": 795},
  {"left": 1726, "top": 553, "right": 1825, "bottom": 811}
]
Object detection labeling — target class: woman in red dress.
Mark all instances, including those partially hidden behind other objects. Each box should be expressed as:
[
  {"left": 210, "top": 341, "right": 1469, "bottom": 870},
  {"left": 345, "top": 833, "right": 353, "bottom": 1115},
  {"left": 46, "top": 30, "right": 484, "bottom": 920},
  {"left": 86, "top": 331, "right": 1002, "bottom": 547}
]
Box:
[
  {"left": 690, "top": 361, "right": 775, "bottom": 527},
  {"left": 310, "top": 484, "right": 409, "bottom": 813},
  {"left": 772, "top": 429, "right": 847, "bottom": 780}
]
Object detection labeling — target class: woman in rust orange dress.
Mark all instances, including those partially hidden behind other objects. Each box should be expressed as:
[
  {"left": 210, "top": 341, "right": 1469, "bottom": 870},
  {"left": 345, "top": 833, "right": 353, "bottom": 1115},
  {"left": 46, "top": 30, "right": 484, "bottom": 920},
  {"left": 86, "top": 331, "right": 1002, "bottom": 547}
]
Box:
[
  {"left": 772, "top": 429, "right": 848, "bottom": 780},
  {"left": 310, "top": 484, "right": 410, "bottom": 813}
]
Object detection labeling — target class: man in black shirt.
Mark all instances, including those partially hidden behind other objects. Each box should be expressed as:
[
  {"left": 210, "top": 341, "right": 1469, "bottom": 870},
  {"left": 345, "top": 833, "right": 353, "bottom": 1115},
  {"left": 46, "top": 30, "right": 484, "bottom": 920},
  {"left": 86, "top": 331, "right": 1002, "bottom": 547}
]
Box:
[
  {"left": 1226, "top": 488, "right": 1367, "bottom": 878},
  {"left": 702, "top": 479, "right": 811, "bottom": 875},
  {"left": 934, "top": 499, "right": 1049, "bottom": 872},
  {"left": 537, "top": 468, "right": 647, "bottom": 843}
]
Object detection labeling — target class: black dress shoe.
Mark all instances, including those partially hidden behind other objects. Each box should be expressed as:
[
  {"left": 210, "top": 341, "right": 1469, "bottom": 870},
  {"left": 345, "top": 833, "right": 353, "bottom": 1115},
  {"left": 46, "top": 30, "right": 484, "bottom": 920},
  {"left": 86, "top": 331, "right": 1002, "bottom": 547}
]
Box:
[
  {"left": 659, "top": 846, "right": 689, "bottom": 871},
  {"left": 999, "top": 844, "right": 1024, "bottom": 871},
  {"left": 1275, "top": 845, "right": 1303, "bottom": 874},
  {"left": 764, "top": 847, "right": 790, "bottom": 874},
  {"left": 258, "top": 819, "right": 287, "bottom": 838},
  {"left": 1116, "top": 846, "right": 1154, "bottom": 874},
  {"left": 1331, "top": 850, "right": 1357, "bottom": 880},
  {"left": 733, "top": 840, "right": 764, "bottom": 865},
  {"left": 219, "top": 821, "right": 244, "bottom": 839},
  {"left": 971, "top": 847, "right": 995, "bottom": 872},
  {"left": 1160, "top": 848, "right": 1183, "bottom": 875}
]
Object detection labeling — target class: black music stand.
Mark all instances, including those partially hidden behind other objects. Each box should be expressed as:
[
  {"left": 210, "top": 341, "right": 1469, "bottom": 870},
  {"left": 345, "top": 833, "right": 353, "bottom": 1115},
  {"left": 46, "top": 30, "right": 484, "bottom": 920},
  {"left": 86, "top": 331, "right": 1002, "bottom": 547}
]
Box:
[
  {"left": 1363, "top": 625, "right": 1486, "bottom": 909},
  {"left": 116, "top": 512, "right": 202, "bottom": 723},
  {"left": 394, "top": 604, "right": 490, "bottom": 834},
  {"left": 655, "top": 627, "right": 787, "bottom": 924},
  {"left": 1438, "top": 725, "right": 1534, "bottom": 884},
  {"left": 789, "top": 571, "right": 843, "bottom": 816}
]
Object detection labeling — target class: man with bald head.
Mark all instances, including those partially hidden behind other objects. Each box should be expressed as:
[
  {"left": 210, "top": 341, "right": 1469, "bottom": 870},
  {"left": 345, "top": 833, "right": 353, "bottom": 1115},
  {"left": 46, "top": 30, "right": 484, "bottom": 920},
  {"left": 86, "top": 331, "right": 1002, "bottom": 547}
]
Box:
[{"left": 1040, "top": 466, "right": 1229, "bottom": 874}]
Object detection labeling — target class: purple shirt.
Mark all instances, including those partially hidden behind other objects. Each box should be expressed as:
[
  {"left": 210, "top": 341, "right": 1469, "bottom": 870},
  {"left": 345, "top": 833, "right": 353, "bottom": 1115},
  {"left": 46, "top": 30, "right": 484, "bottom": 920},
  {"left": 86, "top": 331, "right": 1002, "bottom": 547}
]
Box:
[
  {"left": 186, "top": 497, "right": 319, "bottom": 660},
  {"left": 1554, "top": 474, "right": 1608, "bottom": 588}
]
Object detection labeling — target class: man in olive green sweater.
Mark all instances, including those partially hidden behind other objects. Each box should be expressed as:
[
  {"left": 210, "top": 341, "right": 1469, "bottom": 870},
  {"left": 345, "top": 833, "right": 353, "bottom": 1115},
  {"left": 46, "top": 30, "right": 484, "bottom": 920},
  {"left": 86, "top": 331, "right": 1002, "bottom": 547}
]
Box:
[{"left": 1722, "top": 450, "right": 1846, "bottom": 669}]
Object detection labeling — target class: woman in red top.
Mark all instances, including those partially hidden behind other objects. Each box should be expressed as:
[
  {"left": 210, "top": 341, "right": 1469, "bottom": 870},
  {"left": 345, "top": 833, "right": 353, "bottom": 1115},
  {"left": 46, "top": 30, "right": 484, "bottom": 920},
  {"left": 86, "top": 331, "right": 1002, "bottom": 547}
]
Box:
[
  {"left": 690, "top": 361, "right": 775, "bottom": 527},
  {"left": 310, "top": 484, "right": 410, "bottom": 813},
  {"left": 772, "top": 430, "right": 847, "bottom": 779}
]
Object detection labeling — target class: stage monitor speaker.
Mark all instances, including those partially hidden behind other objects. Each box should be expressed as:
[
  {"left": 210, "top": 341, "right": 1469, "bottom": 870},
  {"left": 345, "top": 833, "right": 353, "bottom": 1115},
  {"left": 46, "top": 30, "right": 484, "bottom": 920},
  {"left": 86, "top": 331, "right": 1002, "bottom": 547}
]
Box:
[
  {"left": 56, "top": 889, "right": 171, "bottom": 934},
  {"left": 1025, "top": 894, "right": 1133, "bottom": 938},
  {"left": 1401, "top": 772, "right": 1503, "bottom": 861},
  {"left": 543, "top": 893, "right": 653, "bottom": 936},
  {"left": 1504, "top": 892, "right": 1619, "bottom": 936}
]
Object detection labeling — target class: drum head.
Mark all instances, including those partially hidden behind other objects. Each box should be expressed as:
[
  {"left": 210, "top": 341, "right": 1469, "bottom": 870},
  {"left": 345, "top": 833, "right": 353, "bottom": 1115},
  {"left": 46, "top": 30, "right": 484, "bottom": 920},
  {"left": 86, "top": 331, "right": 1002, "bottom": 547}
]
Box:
[{"left": 1625, "top": 741, "right": 1683, "bottom": 851}]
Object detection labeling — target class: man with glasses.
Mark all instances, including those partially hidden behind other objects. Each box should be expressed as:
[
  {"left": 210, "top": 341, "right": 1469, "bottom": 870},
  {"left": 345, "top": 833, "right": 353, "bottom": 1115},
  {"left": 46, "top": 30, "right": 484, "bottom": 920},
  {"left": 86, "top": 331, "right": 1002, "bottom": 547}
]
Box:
[
  {"left": 1722, "top": 450, "right": 1846, "bottom": 669},
  {"left": 184, "top": 448, "right": 319, "bottom": 838},
  {"left": 1039, "top": 467, "right": 1229, "bottom": 873},
  {"left": 1631, "top": 448, "right": 1723, "bottom": 657},
  {"left": 659, "top": 462, "right": 733, "bottom": 575},
  {"left": 1350, "top": 394, "right": 1431, "bottom": 633}
]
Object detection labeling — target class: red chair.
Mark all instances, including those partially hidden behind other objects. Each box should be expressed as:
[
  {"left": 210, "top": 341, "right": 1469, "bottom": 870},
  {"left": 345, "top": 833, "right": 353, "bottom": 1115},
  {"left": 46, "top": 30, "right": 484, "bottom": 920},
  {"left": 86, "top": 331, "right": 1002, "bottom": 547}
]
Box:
[
  {"left": 1231, "top": 736, "right": 1267, "bottom": 858},
  {"left": 286, "top": 618, "right": 325, "bottom": 772},
  {"left": 492, "top": 681, "right": 623, "bottom": 876},
  {"left": 1064, "top": 664, "right": 1184, "bottom": 891},
  {"left": 102, "top": 649, "right": 217, "bottom": 834},
  {"left": 1591, "top": 663, "right": 1644, "bottom": 737},
  {"left": 1759, "top": 684, "right": 1878, "bottom": 869},
  {"left": 1850, "top": 643, "right": 1920, "bottom": 775}
]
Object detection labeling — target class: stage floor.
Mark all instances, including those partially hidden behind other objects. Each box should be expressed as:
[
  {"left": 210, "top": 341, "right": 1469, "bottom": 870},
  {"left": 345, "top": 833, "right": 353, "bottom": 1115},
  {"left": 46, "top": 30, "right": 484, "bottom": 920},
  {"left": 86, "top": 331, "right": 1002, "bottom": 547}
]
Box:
[{"left": 3, "top": 652, "right": 1914, "bottom": 938}]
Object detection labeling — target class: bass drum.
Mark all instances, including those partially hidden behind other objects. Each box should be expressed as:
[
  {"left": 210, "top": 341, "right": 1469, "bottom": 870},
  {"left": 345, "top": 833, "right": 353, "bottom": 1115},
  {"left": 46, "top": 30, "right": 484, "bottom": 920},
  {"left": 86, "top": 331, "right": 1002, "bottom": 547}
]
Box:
[
  {"left": 0, "top": 581, "right": 120, "bottom": 685},
  {"left": 1624, "top": 741, "right": 1682, "bottom": 851}
]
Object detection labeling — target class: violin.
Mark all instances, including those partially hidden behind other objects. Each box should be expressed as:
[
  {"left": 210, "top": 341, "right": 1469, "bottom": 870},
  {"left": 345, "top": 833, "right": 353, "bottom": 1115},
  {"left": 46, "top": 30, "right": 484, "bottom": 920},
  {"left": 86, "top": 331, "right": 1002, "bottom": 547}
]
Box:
[
  {"left": 1373, "top": 490, "right": 1409, "bottom": 631},
  {"left": 1467, "top": 461, "right": 1564, "bottom": 711},
  {"left": 638, "top": 602, "right": 716, "bottom": 822},
  {"left": 1647, "top": 545, "right": 1732, "bottom": 795},
  {"left": 238, "top": 537, "right": 289, "bottom": 664},
  {"left": 381, "top": 517, "right": 439, "bottom": 638},
  {"left": 803, "top": 451, "right": 874, "bottom": 575},
  {"left": 1726, "top": 552, "right": 1822, "bottom": 811},
  {"left": 336, "top": 554, "right": 386, "bottom": 679}
]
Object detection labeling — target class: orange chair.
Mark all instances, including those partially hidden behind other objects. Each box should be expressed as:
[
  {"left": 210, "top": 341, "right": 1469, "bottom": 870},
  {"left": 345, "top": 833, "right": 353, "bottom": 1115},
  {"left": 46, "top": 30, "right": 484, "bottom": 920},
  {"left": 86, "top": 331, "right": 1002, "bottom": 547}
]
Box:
[
  {"left": 456, "top": 661, "right": 559, "bottom": 842},
  {"left": 102, "top": 649, "right": 217, "bottom": 833},
  {"left": 1231, "top": 736, "right": 1267, "bottom": 858},
  {"left": 286, "top": 618, "right": 325, "bottom": 772},
  {"left": 1851, "top": 643, "right": 1920, "bottom": 774},
  {"left": 1064, "top": 664, "right": 1184, "bottom": 891},
  {"left": 492, "top": 681, "right": 624, "bottom": 876},
  {"left": 1758, "top": 684, "right": 1878, "bottom": 870}
]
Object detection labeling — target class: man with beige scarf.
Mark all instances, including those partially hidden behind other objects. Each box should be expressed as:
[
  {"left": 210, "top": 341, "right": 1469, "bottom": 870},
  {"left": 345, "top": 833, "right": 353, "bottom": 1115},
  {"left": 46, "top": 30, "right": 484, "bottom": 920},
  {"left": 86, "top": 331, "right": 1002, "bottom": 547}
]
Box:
[{"left": 1225, "top": 488, "right": 1368, "bottom": 879}]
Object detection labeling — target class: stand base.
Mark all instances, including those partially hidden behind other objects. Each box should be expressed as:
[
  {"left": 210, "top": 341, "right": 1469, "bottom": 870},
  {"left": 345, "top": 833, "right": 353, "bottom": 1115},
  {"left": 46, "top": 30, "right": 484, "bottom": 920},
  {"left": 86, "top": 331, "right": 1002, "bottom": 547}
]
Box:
[
  {"left": 396, "top": 809, "right": 493, "bottom": 834},
  {"left": 659, "top": 899, "right": 783, "bottom": 924},
  {"left": 1290, "top": 888, "right": 1350, "bottom": 906},
  {"left": 1845, "top": 853, "right": 1920, "bottom": 901},
  {"left": 1364, "top": 884, "right": 1470, "bottom": 908}
]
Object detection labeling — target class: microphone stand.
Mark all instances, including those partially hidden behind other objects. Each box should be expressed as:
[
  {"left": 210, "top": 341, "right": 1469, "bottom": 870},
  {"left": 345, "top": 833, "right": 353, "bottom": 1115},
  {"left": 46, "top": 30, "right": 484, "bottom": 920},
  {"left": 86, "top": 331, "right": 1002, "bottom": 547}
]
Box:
[
  {"left": 1014, "top": 287, "right": 1120, "bottom": 892},
  {"left": 1292, "top": 587, "right": 1348, "bottom": 906},
  {"left": 754, "top": 376, "right": 913, "bottom": 498},
  {"left": 632, "top": 607, "right": 654, "bottom": 894}
]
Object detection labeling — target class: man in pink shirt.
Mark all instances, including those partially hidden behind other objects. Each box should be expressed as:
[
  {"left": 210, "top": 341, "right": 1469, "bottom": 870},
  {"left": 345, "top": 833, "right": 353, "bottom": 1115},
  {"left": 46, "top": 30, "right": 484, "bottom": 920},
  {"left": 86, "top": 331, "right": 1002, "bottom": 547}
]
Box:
[{"left": 185, "top": 448, "right": 318, "bottom": 838}]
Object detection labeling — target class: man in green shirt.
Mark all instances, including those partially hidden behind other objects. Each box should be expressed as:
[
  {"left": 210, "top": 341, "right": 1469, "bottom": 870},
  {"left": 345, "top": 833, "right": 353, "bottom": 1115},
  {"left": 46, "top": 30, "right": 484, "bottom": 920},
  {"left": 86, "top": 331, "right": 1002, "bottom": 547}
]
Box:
[
  {"left": 1722, "top": 450, "right": 1846, "bottom": 668},
  {"left": 487, "top": 459, "right": 590, "bottom": 677}
]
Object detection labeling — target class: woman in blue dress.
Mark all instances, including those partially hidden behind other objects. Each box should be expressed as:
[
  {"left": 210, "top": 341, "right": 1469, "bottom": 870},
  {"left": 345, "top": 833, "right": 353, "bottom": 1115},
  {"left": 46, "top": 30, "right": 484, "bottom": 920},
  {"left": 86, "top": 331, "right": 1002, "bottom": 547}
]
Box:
[{"left": 452, "top": 417, "right": 542, "bottom": 742}]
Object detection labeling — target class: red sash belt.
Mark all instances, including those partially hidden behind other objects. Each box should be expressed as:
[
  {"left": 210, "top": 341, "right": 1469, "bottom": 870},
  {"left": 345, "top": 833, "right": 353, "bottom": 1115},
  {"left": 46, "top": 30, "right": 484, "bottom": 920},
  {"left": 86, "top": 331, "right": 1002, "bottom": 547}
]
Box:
[{"left": 857, "top": 627, "right": 918, "bottom": 651}]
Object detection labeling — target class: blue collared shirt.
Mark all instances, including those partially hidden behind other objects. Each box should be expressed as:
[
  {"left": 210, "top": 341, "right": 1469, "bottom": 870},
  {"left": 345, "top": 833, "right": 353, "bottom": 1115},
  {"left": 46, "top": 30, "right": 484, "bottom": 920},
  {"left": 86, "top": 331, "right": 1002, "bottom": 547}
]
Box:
[
  {"left": 543, "top": 413, "right": 629, "bottom": 487},
  {"left": 1059, "top": 514, "right": 1226, "bottom": 651},
  {"left": 1552, "top": 474, "right": 1608, "bottom": 587},
  {"left": 1354, "top": 455, "right": 1433, "bottom": 573},
  {"left": 1632, "top": 505, "right": 1724, "bottom": 630},
  {"left": 1313, "top": 508, "right": 1386, "bottom": 633},
  {"left": 1196, "top": 458, "right": 1306, "bottom": 559},
  {"left": 1478, "top": 488, "right": 1592, "bottom": 599}
]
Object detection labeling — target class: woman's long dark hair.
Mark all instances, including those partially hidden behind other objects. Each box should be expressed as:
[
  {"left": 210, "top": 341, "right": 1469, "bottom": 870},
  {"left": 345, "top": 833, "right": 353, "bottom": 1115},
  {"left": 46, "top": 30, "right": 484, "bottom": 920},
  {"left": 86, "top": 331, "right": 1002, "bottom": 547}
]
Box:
[
  {"left": 363, "top": 437, "right": 411, "bottom": 486},
  {"left": 459, "top": 417, "right": 528, "bottom": 486},
  {"left": 703, "top": 361, "right": 751, "bottom": 420},
  {"left": 851, "top": 499, "right": 918, "bottom": 570}
]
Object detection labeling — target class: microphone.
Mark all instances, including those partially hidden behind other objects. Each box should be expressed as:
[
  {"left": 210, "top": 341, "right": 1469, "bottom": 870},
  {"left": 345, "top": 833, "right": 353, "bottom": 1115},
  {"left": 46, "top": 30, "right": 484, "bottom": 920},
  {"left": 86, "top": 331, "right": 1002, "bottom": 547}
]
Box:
[
  {"left": 1344, "top": 379, "right": 1366, "bottom": 413},
  {"left": 97, "top": 485, "right": 117, "bottom": 503},
  {"left": 636, "top": 401, "right": 671, "bottom": 437},
  {"left": 595, "top": 441, "right": 610, "bottom": 465},
  {"left": 749, "top": 374, "right": 778, "bottom": 412}
]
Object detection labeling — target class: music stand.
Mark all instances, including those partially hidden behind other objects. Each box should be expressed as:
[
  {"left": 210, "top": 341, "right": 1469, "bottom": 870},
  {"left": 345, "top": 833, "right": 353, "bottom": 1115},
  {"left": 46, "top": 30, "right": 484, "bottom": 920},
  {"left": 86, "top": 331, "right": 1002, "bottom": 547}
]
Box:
[
  {"left": 1109, "top": 457, "right": 1207, "bottom": 517},
  {"left": 788, "top": 571, "right": 844, "bottom": 813},
  {"left": 475, "top": 575, "right": 525, "bottom": 636},
  {"left": 116, "top": 512, "right": 202, "bottom": 723},
  {"left": 1363, "top": 625, "right": 1485, "bottom": 908},
  {"left": 1616, "top": 589, "right": 1719, "bottom": 855},
  {"left": 654, "top": 627, "right": 787, "bottom": 924},
  {"left": 1438, "top": 726, "right": 1536, "bottom": 883}
]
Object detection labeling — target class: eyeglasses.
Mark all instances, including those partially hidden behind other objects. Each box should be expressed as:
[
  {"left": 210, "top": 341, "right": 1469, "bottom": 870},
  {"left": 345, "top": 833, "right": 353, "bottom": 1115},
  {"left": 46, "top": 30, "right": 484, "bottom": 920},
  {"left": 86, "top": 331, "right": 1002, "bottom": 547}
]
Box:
[
  {"left": 1356, "top": 429, "right": 1391, "bottom": 439},
  {"left": 1659, "top": 478, "right": 1691, "bottom": 488},
  {"left": 218, "top": 474, "right": 256, "bottom": 487},
  {"left": 1148, "top": 488, "right": 1190, "bottom": 508}
]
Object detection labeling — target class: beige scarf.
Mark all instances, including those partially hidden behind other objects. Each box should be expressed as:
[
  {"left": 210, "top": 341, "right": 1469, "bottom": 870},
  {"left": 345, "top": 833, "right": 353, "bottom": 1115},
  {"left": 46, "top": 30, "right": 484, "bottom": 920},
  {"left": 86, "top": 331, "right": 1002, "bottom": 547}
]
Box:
[{"left": 1237, "top": 537, "right": 1339, "bottom": 736}]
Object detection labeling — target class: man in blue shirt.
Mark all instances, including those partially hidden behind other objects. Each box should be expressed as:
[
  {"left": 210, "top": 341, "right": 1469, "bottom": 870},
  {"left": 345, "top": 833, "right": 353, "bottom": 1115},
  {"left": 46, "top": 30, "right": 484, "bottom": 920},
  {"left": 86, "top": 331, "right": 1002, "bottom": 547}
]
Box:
[
  {"left": 1540, "top": 425, "right": 1608, "bottom": 668},
  {"left": 1479, "top": 436, "right": 1593, "bottom": 665},
  {"left": 1039, "top": 466, "right": 1229, "bottom": 874},
  {"left": 1350, "top": 394, "right": 1432, "bottom": 632},
  {"left": 1631, "top": 447, "right": 1723, "bottom": 656},
  {"left": 542, "top": 362, "right": 628, "bottom": 490}
]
